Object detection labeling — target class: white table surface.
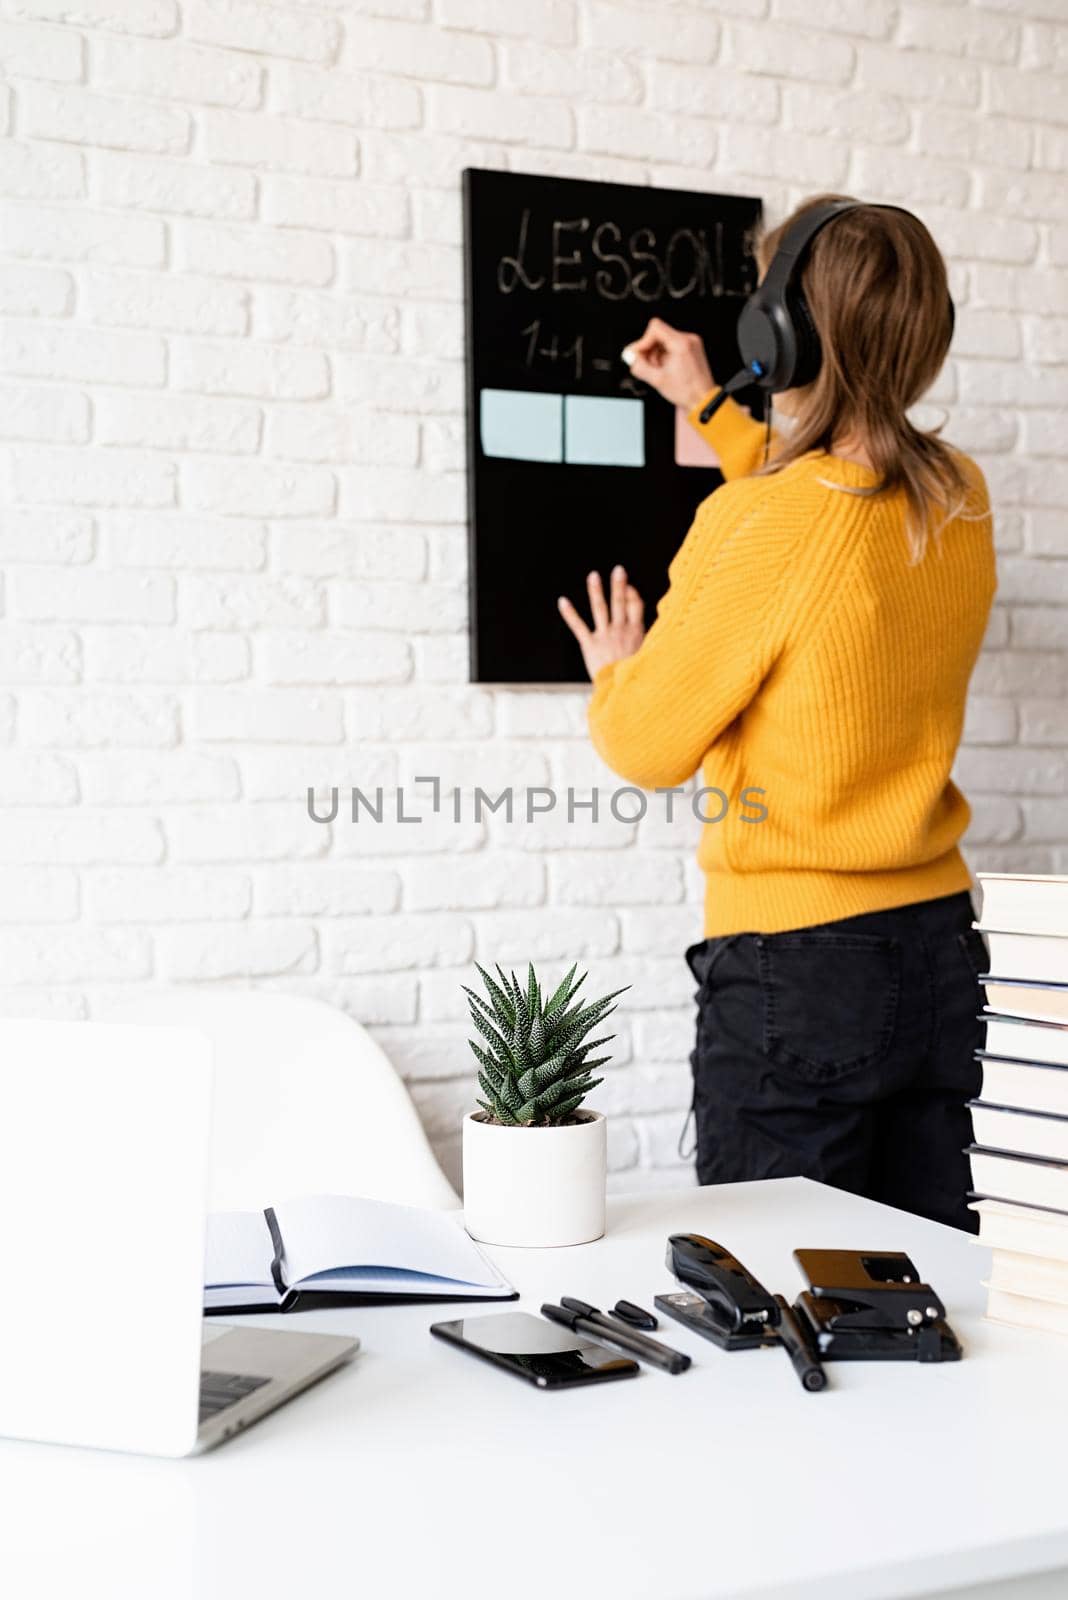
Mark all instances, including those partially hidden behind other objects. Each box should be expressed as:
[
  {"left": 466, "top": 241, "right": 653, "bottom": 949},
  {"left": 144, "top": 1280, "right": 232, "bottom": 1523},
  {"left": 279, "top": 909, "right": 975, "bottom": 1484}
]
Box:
[{"left": 4, "top": 1177, "right": 1068, "bottom": 1600}]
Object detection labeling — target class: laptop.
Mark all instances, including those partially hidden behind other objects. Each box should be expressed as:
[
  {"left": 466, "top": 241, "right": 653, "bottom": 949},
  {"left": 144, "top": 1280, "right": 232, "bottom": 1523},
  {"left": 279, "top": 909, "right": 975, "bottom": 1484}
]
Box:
[{"left": 0, "top": 1018, "right": 357, "bottom": 1457}]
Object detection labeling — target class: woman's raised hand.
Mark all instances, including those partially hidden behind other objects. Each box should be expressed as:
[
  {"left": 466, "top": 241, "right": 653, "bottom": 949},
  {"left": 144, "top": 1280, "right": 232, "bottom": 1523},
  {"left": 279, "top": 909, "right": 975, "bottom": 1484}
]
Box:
[
  {"left": 623, "top": 317, "right": 714, "bottom": 412},
  {"left": 558, "top": 566, "right": 645, "bottom": 682}
]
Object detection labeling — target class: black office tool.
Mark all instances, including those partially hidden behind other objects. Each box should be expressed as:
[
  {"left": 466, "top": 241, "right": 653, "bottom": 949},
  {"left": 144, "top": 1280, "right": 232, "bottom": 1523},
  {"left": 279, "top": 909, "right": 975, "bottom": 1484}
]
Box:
[
  {"left": 655, "top": 1234, "right": 780, "bottom": 1351},
  {"left": 431, "top": 1312, "right": 639, "bottom": 1390},
  {"left": 611, "top": 1299, "right": 658, "bottom": 1331},
  {"left": 773, "top": 1294, "right": 826, "bottom": 1393},
  {"left": 545, "top": 1301, "right": 691, "bottom": 1374},
  {"left": 655, "top": 1234, "right": 827, "bottom": 1393},
  {"left": 792, "top": 1250, "right": 963, "bottom": 1364}
]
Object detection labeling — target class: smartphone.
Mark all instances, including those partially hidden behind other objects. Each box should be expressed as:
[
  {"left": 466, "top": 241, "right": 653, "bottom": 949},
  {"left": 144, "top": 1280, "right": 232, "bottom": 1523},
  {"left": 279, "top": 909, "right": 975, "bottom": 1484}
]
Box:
[{"left": 430, "top": 1312, "right": 640, "bottom": 1390}]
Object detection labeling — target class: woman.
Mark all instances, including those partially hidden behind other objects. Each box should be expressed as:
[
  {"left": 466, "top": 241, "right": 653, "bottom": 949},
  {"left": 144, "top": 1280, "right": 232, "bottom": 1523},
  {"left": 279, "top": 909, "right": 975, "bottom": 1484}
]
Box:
[{"left": 559, "top": 195, "right": 995, "bottom": 1232}]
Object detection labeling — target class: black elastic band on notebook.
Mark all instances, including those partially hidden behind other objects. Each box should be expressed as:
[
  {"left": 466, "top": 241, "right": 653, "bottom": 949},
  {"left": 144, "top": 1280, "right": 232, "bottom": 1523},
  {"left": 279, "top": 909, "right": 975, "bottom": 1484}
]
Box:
[{"left": 264, "top": 1206, "right": 287, "bottom": 1298}]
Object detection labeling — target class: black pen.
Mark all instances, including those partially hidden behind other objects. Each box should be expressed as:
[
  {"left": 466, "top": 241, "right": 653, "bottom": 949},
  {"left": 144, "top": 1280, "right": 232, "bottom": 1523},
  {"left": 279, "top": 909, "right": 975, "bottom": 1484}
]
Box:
[
  {"left": 542, "top": 1299, "right": 691, "bottom": 1375},
  {"left": 773, "top": 1294, "right": 826, "bottom": 1393}
]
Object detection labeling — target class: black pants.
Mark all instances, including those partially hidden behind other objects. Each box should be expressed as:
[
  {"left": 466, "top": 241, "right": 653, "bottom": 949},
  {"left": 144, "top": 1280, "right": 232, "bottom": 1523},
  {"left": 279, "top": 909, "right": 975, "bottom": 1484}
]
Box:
[{"left": 686, "top": 891, "right": 987, "bottom": 1232}]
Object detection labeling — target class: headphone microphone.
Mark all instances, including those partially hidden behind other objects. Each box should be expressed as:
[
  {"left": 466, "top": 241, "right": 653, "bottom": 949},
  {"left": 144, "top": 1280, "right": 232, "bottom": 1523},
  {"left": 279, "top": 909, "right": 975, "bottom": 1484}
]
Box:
[{"left": 699, "top": 199, "right": 955, "bottom": 427}]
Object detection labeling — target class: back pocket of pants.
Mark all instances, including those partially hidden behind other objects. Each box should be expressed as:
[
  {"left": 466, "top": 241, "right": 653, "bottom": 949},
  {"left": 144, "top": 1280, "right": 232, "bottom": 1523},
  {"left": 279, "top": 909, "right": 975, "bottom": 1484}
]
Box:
[{"left": 757, "top": 931, "right": 901, "bottom": 1084}]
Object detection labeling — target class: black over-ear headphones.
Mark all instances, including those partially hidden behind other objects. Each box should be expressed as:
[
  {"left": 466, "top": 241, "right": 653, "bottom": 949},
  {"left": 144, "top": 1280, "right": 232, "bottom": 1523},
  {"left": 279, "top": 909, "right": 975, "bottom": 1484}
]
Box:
[{"left": 699, "top": 199, "right": 955, "bottom": 425}]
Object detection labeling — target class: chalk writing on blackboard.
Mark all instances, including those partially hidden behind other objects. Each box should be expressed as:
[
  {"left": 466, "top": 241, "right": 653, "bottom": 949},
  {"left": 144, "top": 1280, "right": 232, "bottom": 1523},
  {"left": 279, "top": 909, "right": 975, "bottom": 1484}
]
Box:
[{"left": 497, "top": 210, "right": 743, "bottom": 303}]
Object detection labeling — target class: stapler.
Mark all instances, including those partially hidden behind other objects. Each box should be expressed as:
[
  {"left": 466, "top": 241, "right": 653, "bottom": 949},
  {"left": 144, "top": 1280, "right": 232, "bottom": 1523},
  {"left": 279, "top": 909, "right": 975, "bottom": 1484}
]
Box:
[
  {"left": 655, "top": 1234, "right": 827, "bottom": 1391},
  {"left": 655, "top": 1234, "right": 780, "bottom": 1351},
  {"left": 791, "top": 1249, "right": 962, "bottom": 1363}
]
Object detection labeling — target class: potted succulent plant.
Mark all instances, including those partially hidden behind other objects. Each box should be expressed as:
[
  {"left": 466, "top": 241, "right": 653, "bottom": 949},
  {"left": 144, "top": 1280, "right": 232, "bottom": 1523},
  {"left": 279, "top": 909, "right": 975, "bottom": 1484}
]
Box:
[{"left": 461, "top": 962, "right": 625, "bottom": 1248}]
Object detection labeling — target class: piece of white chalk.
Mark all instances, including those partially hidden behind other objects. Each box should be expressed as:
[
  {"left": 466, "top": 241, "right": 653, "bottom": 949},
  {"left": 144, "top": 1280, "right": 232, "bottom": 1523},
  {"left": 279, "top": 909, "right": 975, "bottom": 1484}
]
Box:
[{"left": 621, "top": 344, "right": 636, "bottom": 367}]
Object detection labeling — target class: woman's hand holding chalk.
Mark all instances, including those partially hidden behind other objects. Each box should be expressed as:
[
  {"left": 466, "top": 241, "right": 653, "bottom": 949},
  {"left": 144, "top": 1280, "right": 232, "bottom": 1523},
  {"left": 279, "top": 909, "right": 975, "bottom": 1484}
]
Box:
[{"left": 621, "top": 318, "right": 714, "bottom": 411}]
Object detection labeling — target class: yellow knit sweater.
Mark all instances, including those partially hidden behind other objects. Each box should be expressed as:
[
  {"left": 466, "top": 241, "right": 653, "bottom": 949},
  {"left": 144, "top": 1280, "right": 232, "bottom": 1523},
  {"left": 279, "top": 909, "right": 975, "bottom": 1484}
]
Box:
[{"left": 588, "top": 393, "right": 997, "bottom": 937}]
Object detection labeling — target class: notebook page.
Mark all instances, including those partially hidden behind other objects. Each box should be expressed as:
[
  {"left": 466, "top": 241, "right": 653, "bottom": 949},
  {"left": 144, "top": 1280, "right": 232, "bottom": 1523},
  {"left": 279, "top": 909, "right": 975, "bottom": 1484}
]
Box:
[
  {"left": 204, "top": 1208, "right": 275, "bottom": 1293},
  {"left": 204, "top": 1281, "right": 279, "bottom": 1311},
  {"left": 290, "top": 1266, "right": 508, "bottom": 1297},
  {"left": 274, "top": 1195, "right": 506, "bottom": 1291}
]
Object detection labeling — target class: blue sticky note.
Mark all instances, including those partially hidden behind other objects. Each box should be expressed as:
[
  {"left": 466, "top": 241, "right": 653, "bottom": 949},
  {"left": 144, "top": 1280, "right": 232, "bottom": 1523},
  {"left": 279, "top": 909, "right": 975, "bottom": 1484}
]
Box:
[
  {"left": 564, "top": 395, "right": 645, "bottom": 468},
  {"left": 480, "top": 388, "right": 563, "bottom": 463}
]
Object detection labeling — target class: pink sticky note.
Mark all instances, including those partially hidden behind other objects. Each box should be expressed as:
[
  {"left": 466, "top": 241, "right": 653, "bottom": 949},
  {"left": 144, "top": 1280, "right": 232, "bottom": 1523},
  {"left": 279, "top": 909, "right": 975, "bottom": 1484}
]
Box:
[{"left": 675, "top": 406, "right": 720, "bottom": 469}]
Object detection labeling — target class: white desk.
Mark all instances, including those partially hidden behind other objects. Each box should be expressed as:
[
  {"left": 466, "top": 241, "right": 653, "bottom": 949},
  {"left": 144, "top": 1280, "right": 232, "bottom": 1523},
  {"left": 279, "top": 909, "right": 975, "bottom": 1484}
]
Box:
[{"left": 4, "top": 1178, "right": 1068, "bottom": 1600}]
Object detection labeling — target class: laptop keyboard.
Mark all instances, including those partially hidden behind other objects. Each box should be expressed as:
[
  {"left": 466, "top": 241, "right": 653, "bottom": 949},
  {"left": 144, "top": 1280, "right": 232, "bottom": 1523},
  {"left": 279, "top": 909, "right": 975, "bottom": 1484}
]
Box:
[{"left": 199, "top": 1370, "right": 270, "bottom": 1425}]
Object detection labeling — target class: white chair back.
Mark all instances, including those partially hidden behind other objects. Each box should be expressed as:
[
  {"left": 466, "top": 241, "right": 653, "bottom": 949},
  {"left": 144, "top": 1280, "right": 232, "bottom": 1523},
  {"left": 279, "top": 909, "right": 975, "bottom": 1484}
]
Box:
[{"left": 95, "top": 990, "right": 459, "bottom": 1212}]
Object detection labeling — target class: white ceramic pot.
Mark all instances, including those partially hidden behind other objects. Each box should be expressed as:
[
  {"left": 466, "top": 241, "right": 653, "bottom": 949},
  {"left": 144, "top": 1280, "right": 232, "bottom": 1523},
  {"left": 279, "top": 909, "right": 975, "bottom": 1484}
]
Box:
[{"left": 461, "top": 1109, "right": 607, "bottom": 1248}]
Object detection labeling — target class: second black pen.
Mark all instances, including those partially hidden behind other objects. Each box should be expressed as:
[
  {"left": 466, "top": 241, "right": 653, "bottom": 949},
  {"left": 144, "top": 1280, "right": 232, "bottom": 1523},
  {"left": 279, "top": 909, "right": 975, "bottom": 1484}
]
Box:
[{"left": 542, "top": 1299, "right": 691, "bottom": 1374}]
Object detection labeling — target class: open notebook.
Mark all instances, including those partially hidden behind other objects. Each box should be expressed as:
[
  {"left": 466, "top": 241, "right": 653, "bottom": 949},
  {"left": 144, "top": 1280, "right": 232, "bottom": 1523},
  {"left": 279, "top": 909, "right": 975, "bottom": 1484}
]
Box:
[{"left": 205, "top": 1194, "right": 516, "bottom": 1314}]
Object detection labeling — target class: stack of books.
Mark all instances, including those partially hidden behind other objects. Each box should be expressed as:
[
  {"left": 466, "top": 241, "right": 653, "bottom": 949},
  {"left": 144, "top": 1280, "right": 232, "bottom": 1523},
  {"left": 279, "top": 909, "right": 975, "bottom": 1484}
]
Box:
[{"left": 970, "top": 873, "right": 1068, "bottom": 1337}]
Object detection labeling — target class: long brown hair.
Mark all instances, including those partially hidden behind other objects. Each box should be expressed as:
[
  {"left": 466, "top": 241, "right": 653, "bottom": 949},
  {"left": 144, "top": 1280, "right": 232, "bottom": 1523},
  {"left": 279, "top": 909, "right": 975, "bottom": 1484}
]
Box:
[{"left": 758, "top": 194, "right": 974, "bottom": 560}]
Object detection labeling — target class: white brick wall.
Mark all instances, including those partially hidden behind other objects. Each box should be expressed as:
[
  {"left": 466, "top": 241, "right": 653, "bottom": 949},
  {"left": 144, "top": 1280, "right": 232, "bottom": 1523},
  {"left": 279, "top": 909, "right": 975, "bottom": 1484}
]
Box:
[{"left": 1, "top": 0, "right": 1066, "bottom": 1194}]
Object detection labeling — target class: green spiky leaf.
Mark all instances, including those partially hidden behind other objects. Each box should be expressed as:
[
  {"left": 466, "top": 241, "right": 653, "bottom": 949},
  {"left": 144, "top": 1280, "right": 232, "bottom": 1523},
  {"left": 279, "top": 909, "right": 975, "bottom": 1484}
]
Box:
[
  {"left": 546, "top": 963, "right": 579, "bottom": 1006},
  {"left": 543, "top": 965, "right": 582, "bottom": 1028},
  {"left": 465, "top": 998, "right": 516, "bottom": 1067},
  {"left": 475, "top": 963, "right": 515, "bottom": 1027},
  {"left": 572, "top": 1034, "right": 614, "bottom": 1063},
  {"left": 468, "top": 1040, "right": 505, "bottom": 1086},
  {"left": 552, "top": 1093, "right": 588, "bottom": 1122},
  {"left": 477, "top": 1070, "right": 501, "bottom": 1104},
  {"left": 538, "top": 1070, "right": 598, "bottom": 1110},
  {"left": 498, "top": 1072, "right": 524, "bottom": 1118},
  {"left": 515, "top": 1048, "right": 571, "bottom": 1101}
]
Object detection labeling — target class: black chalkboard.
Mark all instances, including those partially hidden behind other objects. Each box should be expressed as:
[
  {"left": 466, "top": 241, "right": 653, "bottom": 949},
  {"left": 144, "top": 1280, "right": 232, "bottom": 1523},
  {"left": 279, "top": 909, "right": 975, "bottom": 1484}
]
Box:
[{"left": 463, "top": 168, "right": 762, "bottom": 684}]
